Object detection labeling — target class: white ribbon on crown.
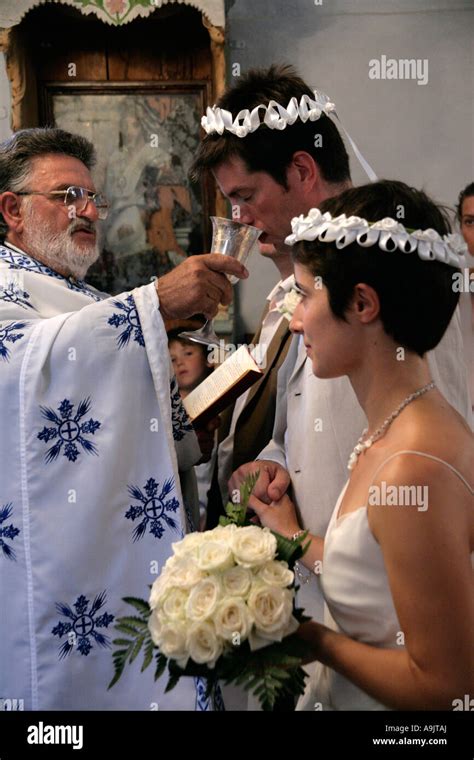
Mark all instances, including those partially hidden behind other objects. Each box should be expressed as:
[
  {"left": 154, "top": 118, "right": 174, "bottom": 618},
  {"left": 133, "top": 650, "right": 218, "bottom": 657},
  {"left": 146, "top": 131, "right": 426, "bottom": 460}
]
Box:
[
  {"left": 201, "top": 89, "right": 378, "bottom": 182},
  {"left": 285, "top": 208, "right": 467, "bottom": 268},
  {"left": 201, "top": 90, "right": 336, "bottom": 138}
]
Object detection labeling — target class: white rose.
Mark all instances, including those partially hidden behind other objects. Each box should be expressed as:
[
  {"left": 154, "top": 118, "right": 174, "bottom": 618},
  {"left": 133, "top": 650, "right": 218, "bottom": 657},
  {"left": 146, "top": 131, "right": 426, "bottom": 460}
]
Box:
[
  {"left": 186, "top": 621, "right": 223, "bottom": 668},
  {"left": 256, "top": 560, "right": 294, "bottom": 588},
  {"left": 185, "top": 576, "right": 222, "bottom": 621},
  {"left": 148, "top": 607, "right": 163, "bottom": 646},
  {"left": 152, "top": 620, "right": 189, "bottom": 669},
  {"left": 221, "top": 565, "right": 253, "bottom": 598},
  {"left": 247, "top": 615, "right": 299, "bottom": 651},
  {"left": 162, "top": 553, "right": 182, "bottom": 574},
  {"left": 149, "top": 573, "right": 173, "bottom": 609},
  {"left": 247, "top": 583, "right": 297, "bottom": 643},
  {"left": 172, "top": 532, "right": 206, "bottom": 560},
  {"left": 213, "top": 598, "right": 253, "bottom": 643},
  {"left": 231, "top": 526, "right": 277, "bottom": 569},
  {"left": 166, "top": 557, "right": 206, "bottom": 590},
  {"left": 204, "top": 524, "right": 237, "bottom": 545},
  {"left": 161, "top": 587, "right": 189, "bottom": 621},
  {"left": 196, "top": 541, "right": 234, "bottom": 572}
]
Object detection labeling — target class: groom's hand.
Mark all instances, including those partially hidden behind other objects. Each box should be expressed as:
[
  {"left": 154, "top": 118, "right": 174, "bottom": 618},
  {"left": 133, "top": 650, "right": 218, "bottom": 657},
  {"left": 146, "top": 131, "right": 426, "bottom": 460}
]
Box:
[
  {"left": 157, "top": 254, "right": 249, "bottom": 320},
  {"left": 228, "top": 460, "right": 291, "bottom": 504}
]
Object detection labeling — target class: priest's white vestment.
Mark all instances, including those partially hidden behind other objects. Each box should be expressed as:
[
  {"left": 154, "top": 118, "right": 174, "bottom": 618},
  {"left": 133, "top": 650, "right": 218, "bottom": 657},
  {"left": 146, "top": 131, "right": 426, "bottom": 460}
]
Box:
[{"left": 0, "top": 243, "right": 218, "bottom": 711}]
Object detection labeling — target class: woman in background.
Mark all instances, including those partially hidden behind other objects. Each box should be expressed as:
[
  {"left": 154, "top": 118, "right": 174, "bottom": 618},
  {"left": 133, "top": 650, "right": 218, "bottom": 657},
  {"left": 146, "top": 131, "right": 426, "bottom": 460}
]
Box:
[{"left": 457, "top": 182, "right": 474, "bottom": 412}]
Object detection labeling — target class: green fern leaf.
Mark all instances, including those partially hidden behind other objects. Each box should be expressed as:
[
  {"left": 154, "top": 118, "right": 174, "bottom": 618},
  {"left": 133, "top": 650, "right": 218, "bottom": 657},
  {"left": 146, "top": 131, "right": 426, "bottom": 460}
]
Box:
[
  {"left": 122, "top": 597, "right": 151, "bottom": 616},
  {"left": 154, "top": 652, "right": 168, "bottom": 681},
  {"left": 108, "top": 648, "right": 130, "bottom": 689},
  {"left": 221, "top": 471, "right": 260, "bottom": 526},
  {"left": 116, "top": 615, "right": 149, "bottom": 630},
  {"left": 141, "top": 637, "right": 155, "bottom": 673},
  {"left": 129, "top": 634, "right": 145, "bottom": 665}
]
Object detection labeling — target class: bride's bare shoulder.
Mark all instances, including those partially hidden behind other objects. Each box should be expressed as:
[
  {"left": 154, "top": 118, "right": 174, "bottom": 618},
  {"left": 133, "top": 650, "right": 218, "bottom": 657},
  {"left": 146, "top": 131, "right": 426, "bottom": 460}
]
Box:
[{"left": 400, "top": 399, "right": 474, "bottom": 479}]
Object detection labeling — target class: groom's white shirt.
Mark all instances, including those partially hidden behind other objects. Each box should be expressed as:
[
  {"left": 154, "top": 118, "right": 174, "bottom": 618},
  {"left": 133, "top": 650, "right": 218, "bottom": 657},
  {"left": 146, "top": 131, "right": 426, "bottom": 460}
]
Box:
[
  {"left": 0, "top": 242, "right": 214, "bottom": 710},
  {"left": 258, "top": 304, "right": 472, "bottom": 624}
]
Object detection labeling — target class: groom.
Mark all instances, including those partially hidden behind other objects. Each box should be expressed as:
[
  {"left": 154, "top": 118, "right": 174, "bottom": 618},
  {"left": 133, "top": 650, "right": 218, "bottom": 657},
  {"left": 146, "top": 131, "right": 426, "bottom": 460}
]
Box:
[{"left": 191, "top": 64, "right": 472, "bottom": 637}]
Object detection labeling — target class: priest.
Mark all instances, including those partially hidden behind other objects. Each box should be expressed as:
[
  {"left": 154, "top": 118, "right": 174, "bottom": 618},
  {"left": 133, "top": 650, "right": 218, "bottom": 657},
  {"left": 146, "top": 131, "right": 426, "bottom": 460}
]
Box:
[{"left": 0, "top": 127, "right": 246, "bottom": 710}]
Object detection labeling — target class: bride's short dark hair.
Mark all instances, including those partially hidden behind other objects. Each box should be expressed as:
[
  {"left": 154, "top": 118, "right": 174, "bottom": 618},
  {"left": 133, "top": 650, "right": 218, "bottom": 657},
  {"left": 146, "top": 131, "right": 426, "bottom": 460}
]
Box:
[{"left": 292, "top": 180, "right": 459, "bottom": 357}]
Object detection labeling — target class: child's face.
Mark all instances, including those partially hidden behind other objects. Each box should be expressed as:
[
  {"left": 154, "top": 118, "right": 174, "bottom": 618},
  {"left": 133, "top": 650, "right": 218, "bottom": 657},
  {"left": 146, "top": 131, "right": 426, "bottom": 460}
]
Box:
[{"left": 169, "top": 340, "right": 210, "bottom": 393}]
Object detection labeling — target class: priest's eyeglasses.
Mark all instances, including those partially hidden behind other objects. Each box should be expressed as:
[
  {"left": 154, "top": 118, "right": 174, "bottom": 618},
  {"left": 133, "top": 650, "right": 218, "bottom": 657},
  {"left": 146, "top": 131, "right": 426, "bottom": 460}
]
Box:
[{"left": 16, "top": 186, "right": 109, "bottom": 220}]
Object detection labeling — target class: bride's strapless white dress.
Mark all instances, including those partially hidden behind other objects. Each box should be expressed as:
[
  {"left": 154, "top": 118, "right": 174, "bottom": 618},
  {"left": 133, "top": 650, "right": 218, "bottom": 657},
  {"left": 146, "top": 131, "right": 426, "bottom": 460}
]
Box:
[{"left": 297, "top": 450, "right": 474, "bottom": 711}]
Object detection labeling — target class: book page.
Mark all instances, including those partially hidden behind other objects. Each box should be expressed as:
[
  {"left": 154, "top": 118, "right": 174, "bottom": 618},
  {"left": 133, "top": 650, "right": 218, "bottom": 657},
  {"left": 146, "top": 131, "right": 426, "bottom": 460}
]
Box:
[{"left": 183, "top": 345, "right": 261, "bottom": 420}]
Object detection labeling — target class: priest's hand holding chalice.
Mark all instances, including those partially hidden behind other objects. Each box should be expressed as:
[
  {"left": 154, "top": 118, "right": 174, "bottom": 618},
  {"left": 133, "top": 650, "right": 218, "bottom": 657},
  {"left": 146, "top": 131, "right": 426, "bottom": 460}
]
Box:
[
  {"left": 157, "top": 216, "right": 261, "bottom": 457},
  {"left": 179, "top": 216, "right": 262, "bottom": 346}
]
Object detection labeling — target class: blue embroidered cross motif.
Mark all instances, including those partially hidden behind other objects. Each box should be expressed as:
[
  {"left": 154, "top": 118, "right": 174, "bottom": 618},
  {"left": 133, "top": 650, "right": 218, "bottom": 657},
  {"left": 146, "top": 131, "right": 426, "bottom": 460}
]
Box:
[
  {"left": 37, "top": 397, "right": 101, "bottom": 463},
  {"left": 107, "top": 294, "right": 145, "bottom": 349},
  {"left": 0, "top": 321, "right": 27, "bottom": 362},
  {"left": 52, "top": 591, "right": 115, "bottom": 659},
  {"left": 0, "top": 503, "right": 20, "bottom": 561},
  {"left": 170, "top": 376, "right": 194, "bottom": 441},
  {"left": 125, "top": 477, "right": 180, "bottom": 541},
  {"left": 0, "top": 281, "right": 36, "bottom": 311}
]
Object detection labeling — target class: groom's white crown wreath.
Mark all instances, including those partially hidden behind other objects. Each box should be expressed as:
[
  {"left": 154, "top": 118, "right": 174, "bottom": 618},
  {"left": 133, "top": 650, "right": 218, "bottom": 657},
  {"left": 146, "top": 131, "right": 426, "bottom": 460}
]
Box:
[
  {"left": 285, "top": 208, "right": 467, "bottom": 268},
  {"left": 201, "top": 90, "right": 336, "bottom": 138},
  {"left": 201, "top": 89, "right": 378, "bottom": 183}
]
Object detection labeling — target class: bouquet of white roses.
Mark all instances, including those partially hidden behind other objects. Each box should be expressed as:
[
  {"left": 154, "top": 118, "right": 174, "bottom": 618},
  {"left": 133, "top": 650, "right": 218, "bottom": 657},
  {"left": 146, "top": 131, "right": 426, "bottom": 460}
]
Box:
[{"left": 109, "top": 474, "right": 311, "bottom": 710}]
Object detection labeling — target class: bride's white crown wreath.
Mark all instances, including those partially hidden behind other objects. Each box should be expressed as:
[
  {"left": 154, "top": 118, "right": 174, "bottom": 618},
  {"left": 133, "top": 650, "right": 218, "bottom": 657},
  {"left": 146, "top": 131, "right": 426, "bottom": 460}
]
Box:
[
  {"left": 201, "top": 89, "right": 378, "bottom": 182},
  {"left": 285, "top": 208, "right": 467, "bottom": 268}
]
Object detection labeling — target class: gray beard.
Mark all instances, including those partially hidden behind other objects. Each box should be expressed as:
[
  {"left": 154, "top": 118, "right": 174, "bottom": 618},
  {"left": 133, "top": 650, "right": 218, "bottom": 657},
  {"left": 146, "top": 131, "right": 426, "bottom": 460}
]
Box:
[{"left": 21, "top": 205, "right": 101, "bottom": 280}]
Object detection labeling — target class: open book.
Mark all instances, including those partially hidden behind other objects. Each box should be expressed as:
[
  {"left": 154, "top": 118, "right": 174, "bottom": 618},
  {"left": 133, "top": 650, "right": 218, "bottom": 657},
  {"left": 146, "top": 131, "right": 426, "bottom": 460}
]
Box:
[{"left": 182, "top": 345, "right": 263, "bottom": 426}]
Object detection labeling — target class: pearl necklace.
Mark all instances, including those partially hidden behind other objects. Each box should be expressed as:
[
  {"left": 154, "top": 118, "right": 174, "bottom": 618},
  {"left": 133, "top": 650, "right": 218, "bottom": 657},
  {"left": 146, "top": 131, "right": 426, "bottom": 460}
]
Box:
[{"left": 347, "top": 381, "right": 436, "bottom": 471}]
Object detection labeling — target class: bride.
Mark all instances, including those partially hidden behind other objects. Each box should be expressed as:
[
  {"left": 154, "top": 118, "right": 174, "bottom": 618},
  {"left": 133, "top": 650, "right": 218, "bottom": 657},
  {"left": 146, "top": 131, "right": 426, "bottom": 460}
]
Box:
[{"left": 249, "top": 180, "right": 474, "bottom": 710}]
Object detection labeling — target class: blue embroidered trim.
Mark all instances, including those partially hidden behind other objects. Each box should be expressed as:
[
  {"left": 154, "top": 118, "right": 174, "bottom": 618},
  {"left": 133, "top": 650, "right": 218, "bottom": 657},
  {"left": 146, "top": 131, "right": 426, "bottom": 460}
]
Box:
[
  {"left": 170, "top": 377, "right": 194, "bottom": 441},
  {"left": 194, "top": 677, "right": 225, "bottom": 711},
  {"left": 0, "top": 245, "right": 103, "bottom": 301},
  {"left": 213, "top": 682, "right": 226, "bottom": 711}
]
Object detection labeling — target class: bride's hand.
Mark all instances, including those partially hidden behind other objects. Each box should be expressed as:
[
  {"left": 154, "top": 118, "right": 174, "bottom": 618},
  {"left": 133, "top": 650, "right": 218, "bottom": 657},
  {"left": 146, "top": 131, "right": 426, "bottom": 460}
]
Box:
[
  {"left": 247, "top": 492, "right": 301, "bottom": 537},
  {"left": 296, "top": 621, "right": 325, "bottom": 664}
]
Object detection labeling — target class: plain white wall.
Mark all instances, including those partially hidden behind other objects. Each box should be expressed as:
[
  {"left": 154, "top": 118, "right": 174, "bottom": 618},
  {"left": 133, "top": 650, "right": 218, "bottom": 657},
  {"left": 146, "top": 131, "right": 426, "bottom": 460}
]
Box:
[{"left": 227, "top": 0, "right": 474, "bottom": 335}]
